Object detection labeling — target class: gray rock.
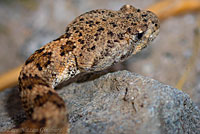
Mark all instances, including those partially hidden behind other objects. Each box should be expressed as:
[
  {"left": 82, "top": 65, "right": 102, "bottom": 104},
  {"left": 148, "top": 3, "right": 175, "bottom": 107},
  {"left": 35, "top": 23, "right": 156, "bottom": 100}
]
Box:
[{"left": 0, "top": 71, "right": 199, "bottom": 134}]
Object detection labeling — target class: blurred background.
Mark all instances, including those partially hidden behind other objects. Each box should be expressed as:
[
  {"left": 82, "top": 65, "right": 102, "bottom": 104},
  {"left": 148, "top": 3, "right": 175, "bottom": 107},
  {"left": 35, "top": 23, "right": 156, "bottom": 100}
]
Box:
[{"left": 0, "top": 0, "right": 199, "bottom": 107}]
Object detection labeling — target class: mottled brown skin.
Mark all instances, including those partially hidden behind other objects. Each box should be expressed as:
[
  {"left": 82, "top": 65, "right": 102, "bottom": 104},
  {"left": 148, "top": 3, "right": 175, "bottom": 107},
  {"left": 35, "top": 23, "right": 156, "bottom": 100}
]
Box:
[{"left": 15, "top": 5, "right": 160, "bottom": 134}]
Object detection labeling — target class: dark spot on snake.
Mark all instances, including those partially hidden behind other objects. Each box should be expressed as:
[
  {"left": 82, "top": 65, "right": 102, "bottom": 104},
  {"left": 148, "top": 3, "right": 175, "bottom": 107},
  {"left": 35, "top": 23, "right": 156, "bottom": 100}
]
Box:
[
  {"left": 78, "top": 39, "right": 82, "bottom": 42},
  {"left": 35, "top": 95, "right": 42, "bottom": 101},
  {"left": 118, "top": 33, "right": 124, "bottom": 40},
  {"left": 107, "top": 44, "right": 113, "bottom": 48},
  {"left": 126, "top": 16, "right": 130, "bottom": 19},
  {"left": 66, "top": 27, "right": 69, "bottom": 33},
  {"left": 92, "top": 58, "right": 99, "bottom": 67},
  {"left": 39, "top": 82, "right": 50, "bottom": 88},
  {"left": 127, "top": 28, "right": 131, "bottom": 33},
  {"left": 66, "top": 32, "right": 71, "bottom": 38},
  {"left": 45, "top": 60, "right": 51, "bottom": 67},
  {"left": 131, "top": 22, "right": 137, "bottom": 25},
  {"left": 27, "top": 85, "right": 33, "bottom": 90},
  {"left": 96, "top": 21, "right": 100, "bottom": 24},
  {"left": 36, "top": 48, "right": 45, "bottom": 53},
  {"left": 73, "top": 21, "right": 77, "bottom": 24},
  {"left": 52, "top": 73, "right": 56, "bottom": 77},
  {"left": 61, "top": 46, "right": 64, "bottom": 49},
  {"left": 142, "top": 14, "right": 147, "bottom": 17},
  {"left": 48, "top": 52, "right": 52, "bottom": 55},
  {"left": 114, "top": 40, "right": 119, "bottom": 42},
  {"left": 53, "top": 37, "right": 60, "bottom": 41},
  {"left": 89, "top": 20, "right": 94, "bottom": 24},
  {"left": 110, "top": 14, "right": 114, "bottom": 17},
  {"left": 35, "top": 74, "right": 40, "bottom": 79},
  {"left": 104, "top": 49, "right": 110, "bottom": 56},
  {"left": 80, "top": 40, "right": 85, "bottom": 44},
  {"left": 107, "top": 31, "right": 114, "bottom": 37},
  {"left": 36, "top": 63, "right": 42, "bottom": 71},
  {"left": 109, "top": 22, "right": 117, "bottom": 27},
  {"left": 25, "top": 58, "right": 34, "bottom": 65},
  {"left": 52, "top": 101, "right": 64, "bottom": 108},
  {"left": 53, "top": 34, "right": 66, "bottom": 41},
  {"left": 78, "top": 32, "right": 82, "bottom": 37},
  {"left": 143, "top": 19, "right": 147, "bottom": 22},
  {"left": 60, "top": 52, "right": 65, "bottom": 56},
  {"left": 78, "top": 39, "right": 85, "bottom": 44},
  {"left": 43, "top": 52, "right": 52, "bottom": 56},
  {"left": 66, "top": 40, "right": 74, "bottom": 45},
  {"left": 97, "top": 27, "right": 104, "bottom": 32},
  {"left": 48, "top": 90, "right": 53, "bottom": 95},
  {"left": 91, "top": 46, "right": 96, "bottom": 50},
  {"left": 94, "top": 33, "right": 98, "bottom": 36},
  {"left": 22, "top": 73, "right": 28, "bottom": 80},
  {"left": 120, "top": 53, "right": 129, "bottom": 60},
  {"left": 80, "top": 18, "right": 84, "bottom": 21},
  {"left": 73, "top": 27, "right": 76, "bottom": 30}
]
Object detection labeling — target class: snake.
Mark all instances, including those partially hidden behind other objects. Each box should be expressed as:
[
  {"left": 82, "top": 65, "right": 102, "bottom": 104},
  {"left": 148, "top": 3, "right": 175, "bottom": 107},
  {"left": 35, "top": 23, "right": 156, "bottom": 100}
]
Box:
[{"left": 8, "top": 5, "right": 160, "bottom": 134}]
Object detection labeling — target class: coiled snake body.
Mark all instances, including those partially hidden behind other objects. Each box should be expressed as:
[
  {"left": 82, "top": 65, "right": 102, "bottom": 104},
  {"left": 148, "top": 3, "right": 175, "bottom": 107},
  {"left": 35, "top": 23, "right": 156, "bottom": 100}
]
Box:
[{"left": 14, "top": 5, "right": 159, "bottom": 134}]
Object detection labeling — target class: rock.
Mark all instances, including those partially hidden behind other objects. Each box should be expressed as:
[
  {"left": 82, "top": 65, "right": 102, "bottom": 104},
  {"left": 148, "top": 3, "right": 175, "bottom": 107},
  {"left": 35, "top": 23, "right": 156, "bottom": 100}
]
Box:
[{"left": 0, "top": 71, "right": 199, "bottom": 134}]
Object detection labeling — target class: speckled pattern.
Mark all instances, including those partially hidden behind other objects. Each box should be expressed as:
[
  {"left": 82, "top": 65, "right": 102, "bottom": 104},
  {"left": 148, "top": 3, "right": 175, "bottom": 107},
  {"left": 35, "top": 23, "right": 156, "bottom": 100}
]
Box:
[{"left": 11, "top": 5, "right": 159, "bottom": 134}]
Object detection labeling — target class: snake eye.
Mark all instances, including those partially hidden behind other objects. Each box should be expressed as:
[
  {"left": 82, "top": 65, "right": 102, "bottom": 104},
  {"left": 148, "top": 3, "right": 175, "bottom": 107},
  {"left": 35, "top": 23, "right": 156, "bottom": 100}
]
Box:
[{"left": 136, "top": 32, "right": 144, "bottom": 40}]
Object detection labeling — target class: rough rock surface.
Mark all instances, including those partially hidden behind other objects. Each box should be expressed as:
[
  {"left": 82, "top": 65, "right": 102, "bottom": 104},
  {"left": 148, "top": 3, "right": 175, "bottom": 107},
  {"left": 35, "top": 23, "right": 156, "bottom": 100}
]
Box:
[{"left": 0, "top": 71, "right": 199, "bottom": 134}]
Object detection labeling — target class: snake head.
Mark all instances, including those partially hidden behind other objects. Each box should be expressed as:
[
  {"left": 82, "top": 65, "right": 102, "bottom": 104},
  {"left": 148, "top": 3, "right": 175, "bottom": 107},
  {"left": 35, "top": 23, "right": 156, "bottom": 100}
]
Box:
[
  {"left": 119, "top": 5, "right": 160, "bottom": 54},
  {"left": 72, "top": 5, "right": 160, "bottom": 72}
]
